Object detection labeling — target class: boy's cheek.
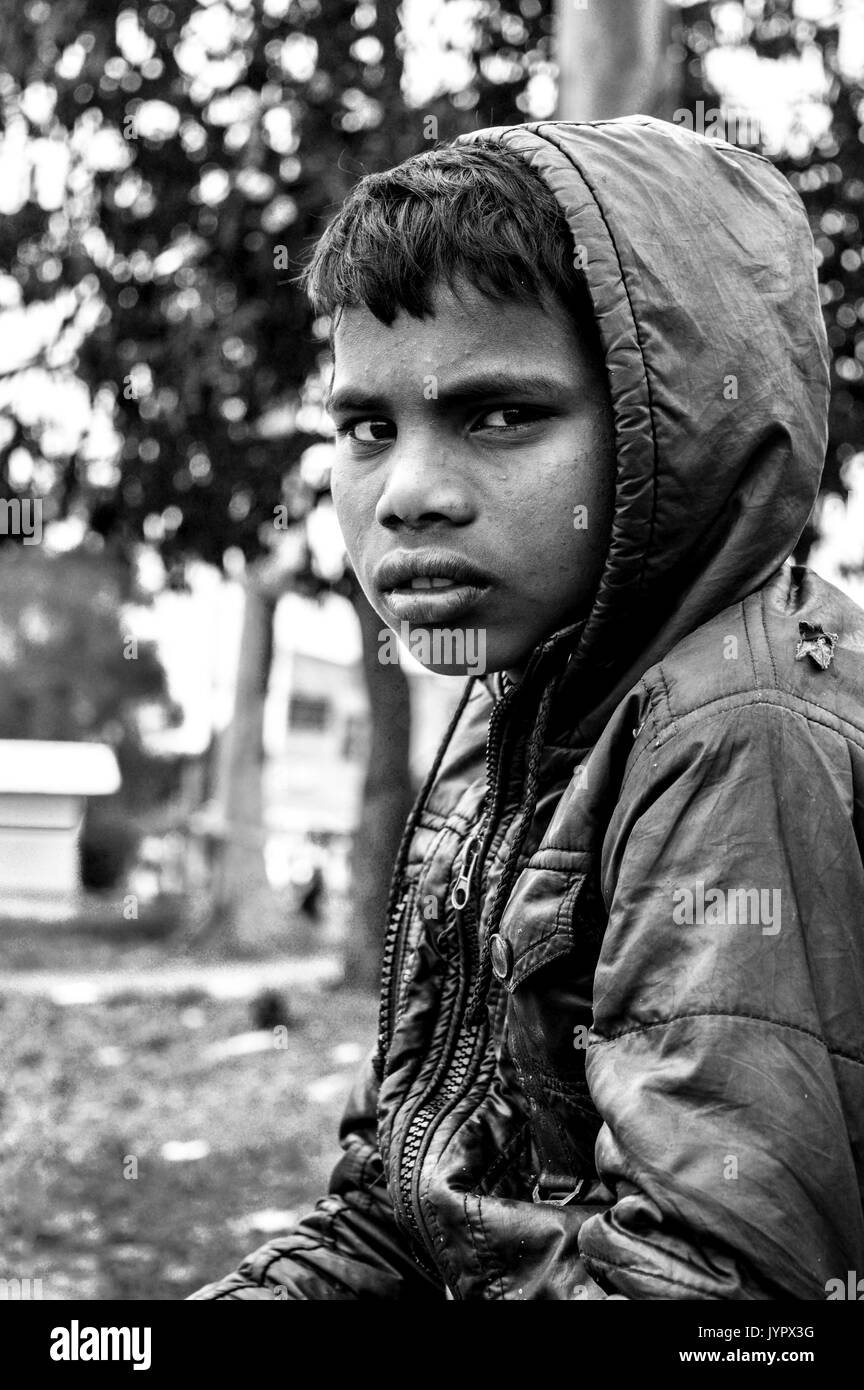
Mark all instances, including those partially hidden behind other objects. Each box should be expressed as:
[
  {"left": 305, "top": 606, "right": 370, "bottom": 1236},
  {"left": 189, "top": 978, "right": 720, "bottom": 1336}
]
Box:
[
  {"left": 329, "top": 465, "right": 350, "bottom": 518},
  {"left": 331, "top": 476, "right": 370, "bottom": 551}
]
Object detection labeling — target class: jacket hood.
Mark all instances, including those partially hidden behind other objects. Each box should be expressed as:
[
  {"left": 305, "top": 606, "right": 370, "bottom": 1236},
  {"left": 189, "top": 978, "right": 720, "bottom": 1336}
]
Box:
[{"left": 457, "top": 117, "right": 830, "bottom": 740}]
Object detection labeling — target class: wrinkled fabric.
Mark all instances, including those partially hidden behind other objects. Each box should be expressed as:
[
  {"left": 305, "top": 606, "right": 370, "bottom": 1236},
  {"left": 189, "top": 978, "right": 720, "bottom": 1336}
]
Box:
[{"left": 190, "top": 117, "right": 864, "bottom": 1301}]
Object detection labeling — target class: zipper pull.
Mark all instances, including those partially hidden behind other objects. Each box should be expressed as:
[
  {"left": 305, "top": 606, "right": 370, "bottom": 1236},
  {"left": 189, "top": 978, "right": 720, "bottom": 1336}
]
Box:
[{"left": 450, "top": 831, "right": 481, "bottom": 913}]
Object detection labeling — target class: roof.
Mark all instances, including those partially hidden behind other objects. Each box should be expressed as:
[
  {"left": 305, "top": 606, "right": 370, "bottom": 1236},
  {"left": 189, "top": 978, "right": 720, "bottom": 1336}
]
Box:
[{"left": 0, "top": 741, "right": 121, "bottom": 796}]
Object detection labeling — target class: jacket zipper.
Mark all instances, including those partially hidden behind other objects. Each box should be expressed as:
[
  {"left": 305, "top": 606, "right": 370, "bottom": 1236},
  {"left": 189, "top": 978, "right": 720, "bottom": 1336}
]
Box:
[
  {"left": 380, "top": 665, "right": 534, "bottom": 1053},
  {"left": 449, "top": 832, "right": 481, "bottom": 913},
  {"left": 377, "top": 880, "right": 418, "bottom": 1080},
  {"left": 389, "top": 688, "right": 520, "bottom": 1256}
]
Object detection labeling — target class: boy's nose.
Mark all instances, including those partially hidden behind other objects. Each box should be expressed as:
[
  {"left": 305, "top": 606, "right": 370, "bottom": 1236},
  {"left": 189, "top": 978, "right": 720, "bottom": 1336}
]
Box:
[{"left": 375, "top": 440, "right": 474, "bottom": 530}]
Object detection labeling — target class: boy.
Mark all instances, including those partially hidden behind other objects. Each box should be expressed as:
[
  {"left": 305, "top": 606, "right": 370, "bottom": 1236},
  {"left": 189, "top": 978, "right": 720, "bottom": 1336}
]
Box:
[{"left": 191, "top": 117, "right": 864, "bottom": 1300}]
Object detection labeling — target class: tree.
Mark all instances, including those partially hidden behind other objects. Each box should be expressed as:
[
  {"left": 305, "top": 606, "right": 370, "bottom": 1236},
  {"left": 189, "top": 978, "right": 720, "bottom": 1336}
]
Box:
[{"left": 555, "top": 0, "right": 680, "bottom": 121}]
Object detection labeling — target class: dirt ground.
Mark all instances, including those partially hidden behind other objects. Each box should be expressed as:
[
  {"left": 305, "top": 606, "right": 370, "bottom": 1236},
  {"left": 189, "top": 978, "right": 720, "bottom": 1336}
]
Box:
[{"left": 0, "top": 927, "right": 377, "bottom": 1301}]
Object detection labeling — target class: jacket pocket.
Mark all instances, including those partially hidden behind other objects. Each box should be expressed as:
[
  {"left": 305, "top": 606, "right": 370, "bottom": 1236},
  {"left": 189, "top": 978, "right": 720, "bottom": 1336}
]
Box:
[
  {"left": 490, "top": 856, "right": 608, "bottom": 1196},
  {"left": 491, "top": 855, "right": 604, "bottom": 992}
]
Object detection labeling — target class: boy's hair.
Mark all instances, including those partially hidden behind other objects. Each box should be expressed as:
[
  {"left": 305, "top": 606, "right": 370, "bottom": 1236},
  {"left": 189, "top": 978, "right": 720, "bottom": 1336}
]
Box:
[{"left": 301, "top": 140, "right": 600, "bottom": 354}]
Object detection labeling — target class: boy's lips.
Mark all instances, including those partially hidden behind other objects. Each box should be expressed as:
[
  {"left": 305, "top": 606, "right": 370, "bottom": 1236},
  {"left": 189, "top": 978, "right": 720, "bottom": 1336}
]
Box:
[{"left": 373, "top": 549, "right": 493, "bottom": 622}]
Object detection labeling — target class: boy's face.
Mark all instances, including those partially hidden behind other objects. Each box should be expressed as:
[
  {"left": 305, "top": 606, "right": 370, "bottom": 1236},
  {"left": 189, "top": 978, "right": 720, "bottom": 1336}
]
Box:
[{"left": 327, "top": 276, "right": 616, "bottom": 679}]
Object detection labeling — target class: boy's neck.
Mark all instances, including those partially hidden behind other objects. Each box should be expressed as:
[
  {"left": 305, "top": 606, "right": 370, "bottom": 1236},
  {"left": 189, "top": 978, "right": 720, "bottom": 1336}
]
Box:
[{"left": 494, "top": 617, "right": 588, "bottom": 701}]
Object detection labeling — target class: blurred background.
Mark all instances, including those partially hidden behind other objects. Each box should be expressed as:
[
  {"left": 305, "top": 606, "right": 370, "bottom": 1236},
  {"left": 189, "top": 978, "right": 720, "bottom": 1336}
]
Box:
[{"left": 0, "top": 0, "right": 862, "bottom": 1300}]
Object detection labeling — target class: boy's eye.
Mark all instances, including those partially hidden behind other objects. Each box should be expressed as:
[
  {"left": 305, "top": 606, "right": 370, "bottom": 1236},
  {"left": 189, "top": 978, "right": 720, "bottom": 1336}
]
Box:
[
  {"left": 337, "top": 418, "right": 394, "bottom": 444},
  {"left": 474, "top": 406, "right": 545, "bottom": 431}
]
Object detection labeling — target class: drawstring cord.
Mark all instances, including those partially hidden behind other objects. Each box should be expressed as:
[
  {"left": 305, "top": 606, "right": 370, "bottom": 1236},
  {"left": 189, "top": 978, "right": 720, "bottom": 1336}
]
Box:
[{"left": 466, "top": 668, "right": 561, "bottom": 1026}]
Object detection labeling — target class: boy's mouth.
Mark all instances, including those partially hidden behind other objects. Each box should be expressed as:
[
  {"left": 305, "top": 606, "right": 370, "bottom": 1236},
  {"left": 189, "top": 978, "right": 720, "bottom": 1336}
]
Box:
[
  {"left": 403, "top": 576, "right": 460, "bottom": 590},
  {"left": 374, "top": 549, "right": 492, "bottom": 623}
]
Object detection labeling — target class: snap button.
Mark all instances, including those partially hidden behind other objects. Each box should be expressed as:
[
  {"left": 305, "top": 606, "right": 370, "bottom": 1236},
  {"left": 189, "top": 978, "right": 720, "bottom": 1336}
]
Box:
[{"left": 489, "top": 933, "right": 512, "bottom": 981}]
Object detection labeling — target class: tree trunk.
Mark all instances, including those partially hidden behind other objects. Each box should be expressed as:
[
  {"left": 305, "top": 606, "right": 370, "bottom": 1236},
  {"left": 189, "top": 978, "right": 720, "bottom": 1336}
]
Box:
[
  {"left": 207, "top": 571, "right": 275, "bottom": 943},
  {"left": 555, "top": 0, "right": 680, "bottom": 122},
  {"left": 345, "top": 583, "right": 413, "bottom": 991},
  {"left": 336, "top": 0, "right": 416, "bottom": 992}
]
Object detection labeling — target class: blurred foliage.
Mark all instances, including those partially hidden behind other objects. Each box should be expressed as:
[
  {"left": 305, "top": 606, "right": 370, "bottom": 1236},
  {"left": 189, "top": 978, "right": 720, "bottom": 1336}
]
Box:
[
  {"left": 677, "top": 0, "right": 864, "bottom": 557},
  {"left": 0, "top": 0, "right": 557, "bottom": 582}
]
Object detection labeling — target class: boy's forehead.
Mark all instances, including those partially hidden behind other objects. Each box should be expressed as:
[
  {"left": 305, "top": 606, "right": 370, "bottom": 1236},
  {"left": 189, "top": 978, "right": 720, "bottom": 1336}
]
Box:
[{"left": 329, "top": 278, "right": 585, "bottom": 404}]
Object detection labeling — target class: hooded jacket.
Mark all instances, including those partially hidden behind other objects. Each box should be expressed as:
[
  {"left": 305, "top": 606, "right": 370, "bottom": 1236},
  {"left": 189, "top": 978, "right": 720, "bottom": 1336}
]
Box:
[{"left": 191, "top": 117, "right": 864, "bottom": 1300}]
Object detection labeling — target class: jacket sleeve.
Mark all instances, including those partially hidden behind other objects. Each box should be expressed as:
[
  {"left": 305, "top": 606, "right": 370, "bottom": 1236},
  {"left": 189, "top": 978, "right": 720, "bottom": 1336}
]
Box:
[
  {"left": 578, "top": 697, "right": 864, "bottom": 1300},
  {"left": 188, "top": 1050, "right": 445, "bottom": 1300}
]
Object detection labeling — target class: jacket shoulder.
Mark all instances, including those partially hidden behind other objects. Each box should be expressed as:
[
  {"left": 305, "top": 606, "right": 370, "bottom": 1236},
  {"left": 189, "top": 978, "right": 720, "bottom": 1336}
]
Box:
[{"left": 642, "top": 565, "right": 864, "bottom": 744}]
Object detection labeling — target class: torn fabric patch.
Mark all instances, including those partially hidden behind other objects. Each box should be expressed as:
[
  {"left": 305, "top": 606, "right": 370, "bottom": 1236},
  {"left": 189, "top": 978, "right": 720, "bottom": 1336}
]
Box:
[{"left": 795, "top": 621, "right": 839, "bottom": 670}]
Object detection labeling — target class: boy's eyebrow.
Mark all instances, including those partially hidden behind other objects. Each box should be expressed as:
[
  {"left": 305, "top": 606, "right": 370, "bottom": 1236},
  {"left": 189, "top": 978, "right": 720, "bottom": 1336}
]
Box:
[{"left": 325, "top": 369, "right": 573, "bottom": 415}]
